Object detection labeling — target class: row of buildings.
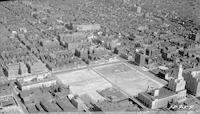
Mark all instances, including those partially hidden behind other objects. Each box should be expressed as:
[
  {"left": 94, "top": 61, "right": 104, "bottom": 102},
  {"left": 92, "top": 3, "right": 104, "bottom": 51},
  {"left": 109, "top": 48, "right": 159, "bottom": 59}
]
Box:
[
  {"left": 18, "top": 84, "right": 77, "bottom": 113},
  {"left": 5, "top": 61, "right": 47, "bottom": 79}
]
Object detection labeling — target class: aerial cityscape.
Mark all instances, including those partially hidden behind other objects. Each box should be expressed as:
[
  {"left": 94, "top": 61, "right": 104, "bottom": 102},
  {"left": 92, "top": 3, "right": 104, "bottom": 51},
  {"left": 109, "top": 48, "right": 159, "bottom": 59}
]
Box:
[{"left": 1, "top": 0, "right": 200, "bottom": 113}]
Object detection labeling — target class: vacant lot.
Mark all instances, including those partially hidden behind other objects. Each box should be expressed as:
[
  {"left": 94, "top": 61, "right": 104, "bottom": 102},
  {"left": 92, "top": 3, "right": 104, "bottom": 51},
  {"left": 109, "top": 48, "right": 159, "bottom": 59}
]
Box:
[
  {"left": 55, "top": 69, "right": 112, "bottom": 101},
  {"left": 55, "top": 62, "right": 165, "bottom": 98},
  {"left": 93, "top": 63, "right": 164, "bottom": 96}
]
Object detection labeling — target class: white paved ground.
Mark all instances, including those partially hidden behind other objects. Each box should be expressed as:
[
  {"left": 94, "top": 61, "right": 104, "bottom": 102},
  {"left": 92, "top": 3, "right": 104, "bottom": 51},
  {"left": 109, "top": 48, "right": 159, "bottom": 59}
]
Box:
[
  {"left": 55, "top": 69, "right": 112, "bottom": 102},
  {"left": 93, "top": 63, "right": 164, "bottom": 96},
  {"left": 55, "top": 62, "right": 165, "bottom": 98}
]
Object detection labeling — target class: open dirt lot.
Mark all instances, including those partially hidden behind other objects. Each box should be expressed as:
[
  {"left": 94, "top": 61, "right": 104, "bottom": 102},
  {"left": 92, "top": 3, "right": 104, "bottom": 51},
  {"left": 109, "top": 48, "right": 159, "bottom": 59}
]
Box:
[
  {"left": 55, "top": 69, "right": 112, "bottom": 101},
  {"left": 93, "top": 63, "right": 164, "bottom": 96}
]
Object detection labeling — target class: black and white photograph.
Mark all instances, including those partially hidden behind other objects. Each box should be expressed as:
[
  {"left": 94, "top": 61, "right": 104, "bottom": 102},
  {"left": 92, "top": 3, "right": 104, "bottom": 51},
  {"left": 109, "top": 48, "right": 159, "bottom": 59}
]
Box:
[{"left": 0, "top": 0, "right": 200, "bottom": 113}]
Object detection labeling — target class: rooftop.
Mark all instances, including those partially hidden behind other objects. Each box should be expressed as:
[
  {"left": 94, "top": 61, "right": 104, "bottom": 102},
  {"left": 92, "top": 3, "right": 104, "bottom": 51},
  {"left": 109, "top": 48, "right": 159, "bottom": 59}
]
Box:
[
  {"left": 97, "top": 87, "right": 128, "bottom": 102},
  {"left": 0, "top": 84, "right": 12, "bottom": 97},
  {"left": 18, "top": 75, "right": 56, "bottom": 86},
  {"left": 140, "top": 87, "right": 176, "bottom": 101},
  {"left": 75, "top": 24, "right": 101, "bottom": 31}
]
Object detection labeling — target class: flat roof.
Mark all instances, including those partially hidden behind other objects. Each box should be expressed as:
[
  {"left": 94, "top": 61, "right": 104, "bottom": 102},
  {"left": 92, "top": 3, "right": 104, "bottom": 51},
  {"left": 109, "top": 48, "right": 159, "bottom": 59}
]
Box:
[
  {"left": 140, "top": 87, "right": 176, "bottom": 100},
  {"left": 18, "top": 76, "right": 56, "bottom": 86},
  {"left": 56, "top": 99, "right": 77, "bottom": 112},
  {"left": 0, "top": 85, "right": 12, "bottom": 97},
  {"left": 26, "top": 105, "right": 39, "bottom": 113},
  {"left": 98, "top": 87, "right": 128, "bottom": 102},
  {"left": 75, "top": 24, "right": 101, "bottom": 31}
]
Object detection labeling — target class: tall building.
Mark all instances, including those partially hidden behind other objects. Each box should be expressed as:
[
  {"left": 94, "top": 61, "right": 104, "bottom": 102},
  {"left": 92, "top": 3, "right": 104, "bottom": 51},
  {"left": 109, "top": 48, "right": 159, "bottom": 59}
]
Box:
[
  {"left": 135, "top": 52, "right": 149, "bottom": 66},
  {"left": 183, "top": 70, "right": 200, "bottom": 96},
  {"left": 168, "top": 64, "right": 186, "bottom": 92},
  {"left": 138, "top": 64, "right": 187, "bottom": 109}
]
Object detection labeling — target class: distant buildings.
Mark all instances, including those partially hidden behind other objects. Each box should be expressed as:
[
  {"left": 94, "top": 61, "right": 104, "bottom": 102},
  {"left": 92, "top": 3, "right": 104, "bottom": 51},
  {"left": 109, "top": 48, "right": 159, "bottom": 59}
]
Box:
[
  {"left": 6, "top": 62, "right": 28, "bottom": 79},
  {"left": 103, "top": 38, "right": 121, "bottom": 51},
  {"left": 6, "top": 63, "right": 20, "bottom": 78},
  {"left": 75, "top": 45, "right": 111, "bottom": 63},
  {"left": 2, "top": 0, "right": 200, "bottom": 112},
  {"left": 39, "top": 39, "right": 60, "bottom": 50},
  {"left": 138, "top": 64, "right": 187, "bottom": 109},
  {"left": 75, "top": 24, "right": 101, "bottom": 32},
  {"left": 189, "top": 32, "right": 200, "bottom": 42},
  {"left": 88, "top": 46, "right": 108, "bottom": 61},
  {"left": 5, "top": 60, "right": 47, "bottom": 79},
  {"left": 58, "top": 32, "right": 88, "bottom": 52},
  {"left": 145, "top": 47, "right": 160, "bottom": 57},
  {"left": 26, "top": 61, "right": 48, "bottom": 74}
]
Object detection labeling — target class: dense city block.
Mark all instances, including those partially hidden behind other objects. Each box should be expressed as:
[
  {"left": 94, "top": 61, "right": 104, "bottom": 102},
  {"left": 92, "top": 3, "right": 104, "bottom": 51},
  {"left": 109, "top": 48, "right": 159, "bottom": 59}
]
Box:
[{"left": 1, "top": 0, "right": 200, "bottom": 113}]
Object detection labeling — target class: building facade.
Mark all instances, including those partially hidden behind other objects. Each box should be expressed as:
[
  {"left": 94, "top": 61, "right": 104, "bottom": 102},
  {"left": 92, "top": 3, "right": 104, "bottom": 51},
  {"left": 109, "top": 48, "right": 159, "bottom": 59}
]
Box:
[
  {"left": 183, "top": 70, "right": 200, "bottom": 96},
  {"left": 138, "top": 64, "right": 187, "bottom": 109}
]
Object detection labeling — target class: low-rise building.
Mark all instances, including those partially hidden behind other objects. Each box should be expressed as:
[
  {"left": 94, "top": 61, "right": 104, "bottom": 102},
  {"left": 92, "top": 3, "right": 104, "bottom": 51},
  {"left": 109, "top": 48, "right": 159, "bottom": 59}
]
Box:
[
  {"left": 16, "top": 72, "right": 56, "bottom": 91},
  {"left": 0, "top": 84, "right": 13, "bottom": 102},
  {"left": 138, "top": 64, "right": 187, "bottom": 109},
  {"left": 0, "top": 84, "right": 16, "bottom": 108},
  {"left": 6, "top": 63, "right": 20, "bottom": 78},
  {"left": 19, "top": 62, "right": 28, "bottom": 76},
  {"left": 6, "top": 62, "right": 29, "bottom": 79},
  {"left": 145, "top": 47, "right": 160, "bottom": 57},
  {"left": 19, "top": 84, "right": 77, "bottom": 113},
  {"left": 40, "top": 39, "right": 60, "bottom": 50},
  {"left": 75, "top": 24, "right": 101, "bottom": 32},
  {"left": 68, "top": 94, "right": 89, "bottom": 112},
  {"left": 26, "top": 61, "right": 48, "bottom": 74},
  {"left": 58, "top": 32, "right": 88, "bottom": 52}
]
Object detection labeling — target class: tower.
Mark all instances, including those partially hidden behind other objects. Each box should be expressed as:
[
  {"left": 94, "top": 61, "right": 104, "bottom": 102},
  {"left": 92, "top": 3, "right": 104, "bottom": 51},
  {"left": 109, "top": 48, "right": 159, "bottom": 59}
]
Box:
[
  {"left": 168, "top": 64, "right": 186, "bottom": 92},
  {"left": 177, "top": 64, "right": 183, "bottom": 80},
  {"left": 135, "top": 53, "right": 146, "bottom": 66}
]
